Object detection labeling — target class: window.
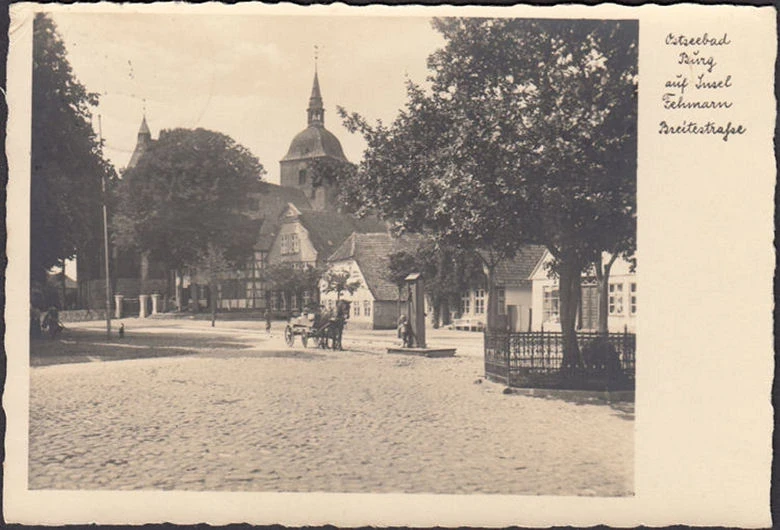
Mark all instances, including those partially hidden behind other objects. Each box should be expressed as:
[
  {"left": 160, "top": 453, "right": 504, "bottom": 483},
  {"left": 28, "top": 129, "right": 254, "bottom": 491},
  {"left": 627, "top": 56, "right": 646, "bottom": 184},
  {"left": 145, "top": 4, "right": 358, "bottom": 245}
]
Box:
[
  {"left": 497, "top": 288, "right": 506, "bottom": 315},
  {"left": 298, "top": 169, "right": 307, "bottom": 185},
  {"left": 609, "top": 283, "right": 624, "bottom": 315},
  {"left": 302, "top": 290, "right": 312, "bottom": 310},
  {"left": 291, "top": 293, "right": 298, "bottom": 311},
  {"left": 543, "top": 285, "right": 559, "bottom": 322},
  {"left": 630, "top": 283, "right": 637, "bottom": 315},
  {"left": 363, "top": 300, "right": 371, "bottom": 317},
  {"left": 474, "top": 289, "right": 486, "bottom": 315},
  {"left": 461, "top": 291, "right": 471, "bottom": 315},
  {"left": 354, "top": 302, "right": 360, "bottom": 317},
  {"left": 280, "top": 233, "right": 300, "bottom": 255}
]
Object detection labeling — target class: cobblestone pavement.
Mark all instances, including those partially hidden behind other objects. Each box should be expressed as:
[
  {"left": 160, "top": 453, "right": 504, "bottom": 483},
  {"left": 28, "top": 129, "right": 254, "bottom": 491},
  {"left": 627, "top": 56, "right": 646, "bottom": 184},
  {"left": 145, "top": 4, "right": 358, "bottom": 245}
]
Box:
[{"left": 29, "top": 321, "right": 633, "bottom": 495}]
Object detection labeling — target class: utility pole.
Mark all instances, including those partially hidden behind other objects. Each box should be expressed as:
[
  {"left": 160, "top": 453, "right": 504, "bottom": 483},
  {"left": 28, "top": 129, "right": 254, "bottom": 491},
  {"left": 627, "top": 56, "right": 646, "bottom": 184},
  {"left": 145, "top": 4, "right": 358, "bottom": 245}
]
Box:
[{"left": 99, "top": 114, "right": 112, "bottom": 338}]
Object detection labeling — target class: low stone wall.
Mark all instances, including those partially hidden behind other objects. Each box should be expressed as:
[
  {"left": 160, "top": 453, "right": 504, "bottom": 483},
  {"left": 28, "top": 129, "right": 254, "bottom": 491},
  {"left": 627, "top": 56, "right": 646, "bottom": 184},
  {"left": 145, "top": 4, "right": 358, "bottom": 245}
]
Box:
[{"left": 59, "top": 309, "right": 108, "bottom": 323}]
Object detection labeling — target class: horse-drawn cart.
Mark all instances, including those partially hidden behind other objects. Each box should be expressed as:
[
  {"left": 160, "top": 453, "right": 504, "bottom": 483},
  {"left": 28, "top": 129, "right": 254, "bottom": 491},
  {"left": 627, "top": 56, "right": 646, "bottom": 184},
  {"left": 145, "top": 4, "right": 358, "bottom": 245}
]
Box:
[{"left": 283, "top": 301, "right": 351, "bottom": 350}]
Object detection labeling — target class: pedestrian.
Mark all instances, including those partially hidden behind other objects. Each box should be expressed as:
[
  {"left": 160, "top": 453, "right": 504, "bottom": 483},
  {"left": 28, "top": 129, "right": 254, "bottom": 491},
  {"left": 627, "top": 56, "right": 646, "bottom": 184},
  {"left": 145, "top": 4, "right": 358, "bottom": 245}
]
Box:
[
  {"left": 398, "top": 314, "right": 413, "bottom": 347},
  {"left": 42, "top": 306, "right": 63, "bottom": 339},
  {"left": 30, "top": 305, "right": 41, "bottom": 339},
  {"left": 264, "top": 308, "right": 272, "bottom": 335}
]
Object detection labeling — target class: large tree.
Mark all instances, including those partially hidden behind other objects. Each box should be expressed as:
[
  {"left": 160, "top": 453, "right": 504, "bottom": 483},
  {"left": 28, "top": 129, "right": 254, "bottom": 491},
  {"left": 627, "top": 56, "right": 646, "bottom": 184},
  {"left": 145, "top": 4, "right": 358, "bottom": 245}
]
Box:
[
  {"left": 387, "top": 242, "right": 483, "bottom": 328},
  {"left": 263, "top": 263, "right": 323, "bottom": 311},
  {"left": 113, "top": 128, "right": 265, "bottom": 308},
  {"left": 31, "top": 14, "right": 113, "bottom": 287},
  {"left": 339, "top": 18, "right": 637, "bottom": 365}
]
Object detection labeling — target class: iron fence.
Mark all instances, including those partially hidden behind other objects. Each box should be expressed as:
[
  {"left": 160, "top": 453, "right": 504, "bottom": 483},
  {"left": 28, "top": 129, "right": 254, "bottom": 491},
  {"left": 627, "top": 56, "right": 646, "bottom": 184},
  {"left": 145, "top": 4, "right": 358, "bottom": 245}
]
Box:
[{"left": 485, "top": 330, "right": 635, "bottom": 391}]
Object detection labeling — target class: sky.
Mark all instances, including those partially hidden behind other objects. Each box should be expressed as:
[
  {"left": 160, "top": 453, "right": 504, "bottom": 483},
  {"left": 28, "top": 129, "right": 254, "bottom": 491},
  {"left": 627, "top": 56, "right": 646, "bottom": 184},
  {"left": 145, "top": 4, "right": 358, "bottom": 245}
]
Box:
[{"left": 49, "top": 12, "right": 446, "bottom": 184}]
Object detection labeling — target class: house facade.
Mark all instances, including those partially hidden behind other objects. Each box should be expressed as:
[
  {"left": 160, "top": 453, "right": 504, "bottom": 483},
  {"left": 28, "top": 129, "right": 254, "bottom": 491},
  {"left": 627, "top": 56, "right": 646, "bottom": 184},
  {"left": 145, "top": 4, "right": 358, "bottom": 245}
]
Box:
[
  {"left": 263, "top": 205, "right": 387, "bottom": 314},
  {"left": 529, "top": 250, "right": 637, "bottom": 333},
  {"left": 454, "top": 245, "right": 547, "bottom": 332},
  {"left": 321, "top": 232, "right": 422, "bottom": 329}
]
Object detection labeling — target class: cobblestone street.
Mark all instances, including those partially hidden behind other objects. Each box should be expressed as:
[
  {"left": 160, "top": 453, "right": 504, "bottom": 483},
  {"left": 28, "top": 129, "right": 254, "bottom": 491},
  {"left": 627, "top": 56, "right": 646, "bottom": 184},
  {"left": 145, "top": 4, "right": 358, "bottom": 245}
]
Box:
[{"left": 29, "top": 319, "right": 633, "bottom": 495}]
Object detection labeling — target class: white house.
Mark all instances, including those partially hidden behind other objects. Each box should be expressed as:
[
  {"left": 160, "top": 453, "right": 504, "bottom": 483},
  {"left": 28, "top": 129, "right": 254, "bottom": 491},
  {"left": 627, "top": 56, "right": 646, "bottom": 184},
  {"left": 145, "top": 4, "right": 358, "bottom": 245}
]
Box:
[
  {"left": 530, "top": 250, "right": 636, "bottom": 333},
  {"left": 454, "top": 245, "right": 547, "bottom": 332},
  {"left": 321, "top": 232, "right": 422, "bottom": 329}
]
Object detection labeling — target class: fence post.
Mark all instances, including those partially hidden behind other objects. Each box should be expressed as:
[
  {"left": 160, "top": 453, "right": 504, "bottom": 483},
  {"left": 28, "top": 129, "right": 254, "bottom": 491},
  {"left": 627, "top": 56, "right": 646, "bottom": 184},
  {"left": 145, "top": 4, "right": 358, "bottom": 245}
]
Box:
[{"left": 505, "top": 332, "right": 511, "bottom": 386}]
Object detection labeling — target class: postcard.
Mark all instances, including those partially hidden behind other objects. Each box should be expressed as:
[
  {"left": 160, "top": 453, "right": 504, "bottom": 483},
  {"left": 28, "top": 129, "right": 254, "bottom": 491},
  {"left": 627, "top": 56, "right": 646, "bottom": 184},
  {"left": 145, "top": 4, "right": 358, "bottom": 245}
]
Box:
[{"left": 4, "top": 2, "right": 775, "bottom": 527}]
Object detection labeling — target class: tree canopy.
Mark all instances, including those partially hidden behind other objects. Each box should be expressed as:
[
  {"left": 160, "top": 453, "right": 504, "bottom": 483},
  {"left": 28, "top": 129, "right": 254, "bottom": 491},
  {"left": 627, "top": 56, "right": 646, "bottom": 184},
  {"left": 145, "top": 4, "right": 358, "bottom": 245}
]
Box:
[
  {"left": 387, "top": 241, "right": 484, "bottom": 327},
  {"left": 31, "top": 13, "right": 113, "bottom": 282},
  {"left": 113, "top": 128, "right": 265, "bottom": 272},
  {"left": 263, "top": 263, "right": 322, "bottom": 307},
  {"left": 339, "top": 18, "right": 637, "bottom": 362},
  {"left": 322, "top": 270, "right": 362, "bottom": 301}
]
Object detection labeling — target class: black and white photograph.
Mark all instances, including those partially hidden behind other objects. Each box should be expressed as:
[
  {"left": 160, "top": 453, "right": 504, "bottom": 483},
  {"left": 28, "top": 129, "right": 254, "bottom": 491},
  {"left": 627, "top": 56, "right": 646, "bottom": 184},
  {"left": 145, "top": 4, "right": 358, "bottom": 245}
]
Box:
[{"left": 4, "top": 3, "right": 774, "bottom": 527}]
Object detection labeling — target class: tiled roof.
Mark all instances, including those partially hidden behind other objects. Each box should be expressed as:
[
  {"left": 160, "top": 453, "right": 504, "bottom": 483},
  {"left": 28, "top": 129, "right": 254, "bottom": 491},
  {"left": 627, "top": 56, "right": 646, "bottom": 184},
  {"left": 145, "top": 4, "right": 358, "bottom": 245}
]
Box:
[
  {"left": 328, "top": 232, "right": 426, "bottom": 302},
  {"left": 298, "top": 210, "right": 387, "bottom": 260},
  {"left": 250, "top": 182, "right": 312, "bottom": 251},
  {"left": 492, "top": 245, "right": 548, "bottom": 287}
]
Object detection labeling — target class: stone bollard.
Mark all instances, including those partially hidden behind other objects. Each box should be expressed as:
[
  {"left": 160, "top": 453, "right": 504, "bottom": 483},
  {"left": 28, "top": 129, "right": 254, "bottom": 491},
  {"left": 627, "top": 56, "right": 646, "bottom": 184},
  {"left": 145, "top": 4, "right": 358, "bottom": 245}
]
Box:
[
  {"left": 139, "top": 294, "right": 149, "bottom": 318},
  {"left": 151, "top": 293, "right": 160, "bottom": 315},
  {"left": 114, "top": 295, "right": 124, "bottom": 319}
]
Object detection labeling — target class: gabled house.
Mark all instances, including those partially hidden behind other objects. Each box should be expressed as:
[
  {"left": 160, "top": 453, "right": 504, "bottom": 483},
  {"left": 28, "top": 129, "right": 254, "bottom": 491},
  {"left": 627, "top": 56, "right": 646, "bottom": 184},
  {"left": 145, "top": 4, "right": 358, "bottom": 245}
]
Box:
[
  {"left": 529, "top": 250, "right": 636, "bottom": 333},
  {"left": 454, "top": 245, "right": 547, "bottom": 331},
  {"left": 195, "top": 182, "right": 312, "bottom": 311},
  {"left": 321, "top": 232, "right": 423, "bottom": 329},
  {"left": 264, "top": 204, "right": 387, "bottom": 313}
]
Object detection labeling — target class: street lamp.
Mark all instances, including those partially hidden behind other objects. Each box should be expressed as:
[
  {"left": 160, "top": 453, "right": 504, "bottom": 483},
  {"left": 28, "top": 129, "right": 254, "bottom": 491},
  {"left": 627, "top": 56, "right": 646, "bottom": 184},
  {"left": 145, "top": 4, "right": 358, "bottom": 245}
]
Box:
[{"left": 98, "top": 114, "right": 112, "bottom": 338}]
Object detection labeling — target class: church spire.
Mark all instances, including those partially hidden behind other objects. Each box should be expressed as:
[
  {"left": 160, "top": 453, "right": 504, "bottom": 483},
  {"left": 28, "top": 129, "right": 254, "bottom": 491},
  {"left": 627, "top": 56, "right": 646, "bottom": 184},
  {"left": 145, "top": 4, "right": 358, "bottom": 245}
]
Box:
[
  {"left": 307, "top": 46, "right": 324, "bottom": 127},
  {"left": 128, "top": 114, "right": 152, "bottom": 169},
  {"left": 138, "top": 115, "right": 151, "bottom": 137}
]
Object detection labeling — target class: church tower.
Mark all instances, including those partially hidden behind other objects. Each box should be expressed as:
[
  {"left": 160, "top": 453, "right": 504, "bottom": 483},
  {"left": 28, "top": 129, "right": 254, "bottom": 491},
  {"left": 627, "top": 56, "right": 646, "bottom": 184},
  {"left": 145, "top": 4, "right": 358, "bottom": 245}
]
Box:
[
  {"left": 127, "top": 115, "right": 152, "bottom": 169},
  {"left": 280, "top": 67, "right": 348, "bottom": 211}
]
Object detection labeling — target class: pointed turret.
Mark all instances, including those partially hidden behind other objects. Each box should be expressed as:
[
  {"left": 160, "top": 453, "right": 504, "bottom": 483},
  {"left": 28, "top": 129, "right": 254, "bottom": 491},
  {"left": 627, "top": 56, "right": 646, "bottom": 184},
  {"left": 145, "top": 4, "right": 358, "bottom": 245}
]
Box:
[
  {"left": 138, "top": 115, "right": 151, "bottom": 137},
  {"left": 128, "top": 115, "right": 152, "bottom": 169},
  {"left": 307, "top": 71, "right": 324, "bottom": 126}
]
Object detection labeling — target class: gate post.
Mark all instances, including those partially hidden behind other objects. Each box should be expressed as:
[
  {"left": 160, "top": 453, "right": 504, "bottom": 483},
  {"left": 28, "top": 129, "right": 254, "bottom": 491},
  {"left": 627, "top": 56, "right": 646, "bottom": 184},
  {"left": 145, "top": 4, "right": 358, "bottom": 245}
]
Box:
[
  {"left": 114, "top": 295, "right": 124, "bottom": 319},
  {"left": 139, "top": 294, "right": 149, "bottom": 318}
]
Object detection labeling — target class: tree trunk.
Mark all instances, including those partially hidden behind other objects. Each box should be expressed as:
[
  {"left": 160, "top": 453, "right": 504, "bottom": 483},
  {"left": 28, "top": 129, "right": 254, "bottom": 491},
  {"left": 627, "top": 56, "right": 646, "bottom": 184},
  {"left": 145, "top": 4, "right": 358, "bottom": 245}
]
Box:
[
  {"left": 596, "top": 254, "right": 618, "bottom": 335},
  {"left": 432, "top": 297, "right": 441, "bottom": 329},
  {"left": 441, "top": 298, "right": 451, "bottom": 326},
  {"left": 59, "top": 260, "right": 67, "bottom": 309},
  {"left": 175, "top": 270, "right": 183, "bottom": 312},
  {"left": 210, "top": 279, "right": 217, "bottom": 327},
  {"left": 485, "top": 265, "right": 498, "bottom": 332},
  {"left": 166, "top": 268, "right": 175, "bottom": 311},
  {"left": 558, "top": 259, "right": 583, "bottom": 368}
]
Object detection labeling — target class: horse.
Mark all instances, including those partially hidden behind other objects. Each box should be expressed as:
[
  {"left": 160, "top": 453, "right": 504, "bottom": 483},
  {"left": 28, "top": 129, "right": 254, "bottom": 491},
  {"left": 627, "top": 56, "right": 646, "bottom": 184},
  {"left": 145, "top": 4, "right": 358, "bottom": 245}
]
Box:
[{"left": 326, "top": 299, "right": 351, "bottom": 350}]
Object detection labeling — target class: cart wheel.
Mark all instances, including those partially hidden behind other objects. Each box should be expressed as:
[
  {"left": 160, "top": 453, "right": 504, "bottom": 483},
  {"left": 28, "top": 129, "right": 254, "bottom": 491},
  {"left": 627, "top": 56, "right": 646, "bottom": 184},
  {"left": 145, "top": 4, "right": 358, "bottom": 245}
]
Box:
[
  {"left": 301, "top": 334, "right": 309, "bottom": 348},
  {"left": 284, "top": 325, "right": 294, "bottom": 347}
]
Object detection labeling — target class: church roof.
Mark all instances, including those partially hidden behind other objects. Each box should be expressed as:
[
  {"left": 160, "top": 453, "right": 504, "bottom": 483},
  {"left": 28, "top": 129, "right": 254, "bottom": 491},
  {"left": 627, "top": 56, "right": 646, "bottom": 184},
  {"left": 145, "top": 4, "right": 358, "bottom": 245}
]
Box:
[
  {"left": 309, "top": 71, "right": 323, "bottom": 113},
  {"left": 138, "top": 115, "right": 151, "bottom": 135},
  {"left": 281, "top": 125, "right": 347, "bottom": 162},
  {"left": 281, "top": 70, "right": 347, "bottom": 163},
  {"left": 127, "top": 115, "right": 153, "bottom": 169},
  {"left": 328, "top": 232, "right": 427, "bottom": 302}
]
